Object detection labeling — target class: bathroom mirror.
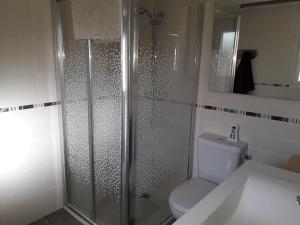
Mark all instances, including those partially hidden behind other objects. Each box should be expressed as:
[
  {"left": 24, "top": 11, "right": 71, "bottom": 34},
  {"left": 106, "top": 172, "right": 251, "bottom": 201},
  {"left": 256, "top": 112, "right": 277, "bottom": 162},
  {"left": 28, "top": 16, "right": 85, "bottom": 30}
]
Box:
[{"left": 209, "top": 0, "right": 300, "bottom": 101}]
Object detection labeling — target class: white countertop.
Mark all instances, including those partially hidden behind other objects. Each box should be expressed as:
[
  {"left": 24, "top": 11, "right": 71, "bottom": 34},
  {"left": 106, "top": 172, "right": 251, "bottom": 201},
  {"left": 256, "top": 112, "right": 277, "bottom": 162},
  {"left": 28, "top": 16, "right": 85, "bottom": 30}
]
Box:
[{"left": 173, "top": 161, "right": 300, "bottom": 225}]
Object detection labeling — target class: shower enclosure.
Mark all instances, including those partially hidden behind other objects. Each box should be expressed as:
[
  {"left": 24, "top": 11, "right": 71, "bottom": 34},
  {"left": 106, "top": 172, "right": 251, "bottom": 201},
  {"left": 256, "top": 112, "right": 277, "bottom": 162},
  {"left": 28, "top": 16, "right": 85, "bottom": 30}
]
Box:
[{"left": 52, "top": 0, "right": 203, "bottom": 224}]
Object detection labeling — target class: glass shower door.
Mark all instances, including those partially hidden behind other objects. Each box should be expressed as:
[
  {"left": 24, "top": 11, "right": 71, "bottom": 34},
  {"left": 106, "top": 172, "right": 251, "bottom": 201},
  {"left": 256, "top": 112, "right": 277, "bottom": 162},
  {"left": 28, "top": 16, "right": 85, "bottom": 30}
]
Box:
[
  {"left": 57, "top": 0, "right": 122, "bottom": 224},
  {"left": 59, "top": 0, "right": 94, "bottom": 219},
  {"left": 134, "top": 1, "right": 203, "bottom": 224},
  {"left": 91, "top": 41, "right": 122, "bottom": 225},
  {"left": 55, "top": 0, "right": 203, "bottom": 224}
]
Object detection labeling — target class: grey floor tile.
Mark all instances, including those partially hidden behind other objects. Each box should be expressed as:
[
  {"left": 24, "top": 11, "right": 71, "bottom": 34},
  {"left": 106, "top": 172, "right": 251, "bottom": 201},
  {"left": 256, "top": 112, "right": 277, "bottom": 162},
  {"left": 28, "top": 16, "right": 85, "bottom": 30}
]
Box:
[
  {"left": 29, "top": 220, "right": 49, "bottom": 225},
  {"left": 29, "top": 209, "right": 82, "bottom": 225},
  {"left": 44, "top": 209, "right": 82, "bottom": 225}
]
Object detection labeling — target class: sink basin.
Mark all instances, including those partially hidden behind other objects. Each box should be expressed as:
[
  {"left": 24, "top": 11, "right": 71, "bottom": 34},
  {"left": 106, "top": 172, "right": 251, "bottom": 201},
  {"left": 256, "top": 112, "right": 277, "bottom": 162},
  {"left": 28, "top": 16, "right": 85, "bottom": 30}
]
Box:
[
  {"left": 174, "top": 161, "right": 300, "bottom": 225},
  {"left": 202, "top": 174, "right": 300, "bottom": 225}
]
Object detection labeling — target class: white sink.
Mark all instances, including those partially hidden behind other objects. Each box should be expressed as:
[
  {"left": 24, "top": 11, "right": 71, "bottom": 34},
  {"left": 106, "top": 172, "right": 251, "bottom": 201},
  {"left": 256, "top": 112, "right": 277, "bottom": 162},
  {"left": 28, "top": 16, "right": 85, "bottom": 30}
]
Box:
[{"left": 174, "top": 161, "right": 300, "bottom": 225}]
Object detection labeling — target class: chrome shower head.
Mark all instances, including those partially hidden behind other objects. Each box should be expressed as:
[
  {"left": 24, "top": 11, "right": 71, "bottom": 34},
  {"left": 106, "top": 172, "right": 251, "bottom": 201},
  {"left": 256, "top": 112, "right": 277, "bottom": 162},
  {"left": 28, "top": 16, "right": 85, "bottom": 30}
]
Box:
[
  {"left": 138, "top": 7, "right": 154, "bottom": 21},
  {"left": 138, "top": 7, "right": 164, "bottom": 26}
]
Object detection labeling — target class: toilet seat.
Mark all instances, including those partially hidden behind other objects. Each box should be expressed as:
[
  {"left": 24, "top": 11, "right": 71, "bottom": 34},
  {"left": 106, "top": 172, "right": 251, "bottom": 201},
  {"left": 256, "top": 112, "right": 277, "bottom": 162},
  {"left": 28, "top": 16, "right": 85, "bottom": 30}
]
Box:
[{"left": 169, "top": 178, "right": 217, "bottom": 218}]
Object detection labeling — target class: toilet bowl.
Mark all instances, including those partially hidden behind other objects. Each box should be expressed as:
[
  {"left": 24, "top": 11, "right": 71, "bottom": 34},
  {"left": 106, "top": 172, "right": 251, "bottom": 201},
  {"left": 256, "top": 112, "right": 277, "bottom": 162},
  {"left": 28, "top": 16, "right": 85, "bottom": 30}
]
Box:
[
  {"left": 169, "top": 133, "right": 248, "bottom": 219},
  {"left": 169, "top": 178, "right": 217, "bottom": 219}
]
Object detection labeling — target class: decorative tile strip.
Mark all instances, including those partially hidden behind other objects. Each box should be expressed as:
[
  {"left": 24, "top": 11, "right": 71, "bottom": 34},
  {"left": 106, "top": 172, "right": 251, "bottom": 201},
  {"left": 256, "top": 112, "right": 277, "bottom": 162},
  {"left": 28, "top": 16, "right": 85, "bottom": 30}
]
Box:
[
  {"left": 197, "top": 104, "right": 300, "bottom": 125},
  {"left": 245, "top": 111, "right": 262, "bottom": 118},
  {"left": 255, "top": 82, "right": 290, "bottom": 88},
  {"left": 270, "top": 115, "right": 289, "bottom": 123},
  {"left": 203, "top": 105, "right": 217, "bottom": 110},
  {"left": 0, "top": 101, "right": 61, "bottom": 114},
  {"left": 223, "top": 108, "right": 239, "bottom": 114}
]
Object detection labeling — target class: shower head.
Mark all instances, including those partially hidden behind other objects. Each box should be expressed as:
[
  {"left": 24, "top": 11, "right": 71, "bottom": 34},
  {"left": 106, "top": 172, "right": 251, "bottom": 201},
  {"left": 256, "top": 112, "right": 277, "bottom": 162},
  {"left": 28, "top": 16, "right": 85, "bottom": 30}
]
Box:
[
  {"left": 138, "top": 7, "right": 164, "bottom": 26},
  {"left": 138, "top": 7, "right": 154, "bottom": 21}
]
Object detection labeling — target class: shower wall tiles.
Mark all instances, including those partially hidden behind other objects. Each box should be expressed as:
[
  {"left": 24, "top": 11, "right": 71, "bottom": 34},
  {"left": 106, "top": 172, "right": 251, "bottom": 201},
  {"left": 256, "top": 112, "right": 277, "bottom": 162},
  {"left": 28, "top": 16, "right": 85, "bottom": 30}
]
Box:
[{"left": 0, "top": 0, "right": 63, "bottom": 225}]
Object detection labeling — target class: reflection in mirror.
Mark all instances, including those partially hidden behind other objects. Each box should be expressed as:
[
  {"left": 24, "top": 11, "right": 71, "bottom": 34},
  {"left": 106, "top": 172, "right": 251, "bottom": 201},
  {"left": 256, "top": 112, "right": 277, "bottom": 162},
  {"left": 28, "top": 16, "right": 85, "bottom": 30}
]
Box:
[
  {"left": 209, "top": 11, "right": 240, "bottom": 93},
  {"left": 209, "top": 0, "right": 300, "bottom": 101},
  {"left": 294, "top": 43, "right": 300, "bottom": 86}
]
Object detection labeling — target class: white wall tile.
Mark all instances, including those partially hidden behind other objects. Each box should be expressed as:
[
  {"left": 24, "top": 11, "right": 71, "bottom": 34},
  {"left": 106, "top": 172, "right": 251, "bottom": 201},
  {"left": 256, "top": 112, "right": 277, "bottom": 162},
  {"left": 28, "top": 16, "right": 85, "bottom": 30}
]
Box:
[
  {"left": 45, "top": 187, "right": 64, "bottom": 214},
  {"left": 0, "top": 39, "right": 36, "bottom": 75},
  {"left": 0, "top": 73, "right": 39, "bottom": 107},
  {"left": 0, "top": 0, "right": 57, "bottom": 108},
  {"left": 253, "top": 149, "right": 291, "bottom": 166},
  {"left": 197, "top": 109, "right": 264, "bottom": 147},
  {"left": 0, "top": 192, "right": 49, "bottom": 225},
  {"left": 34, "top": 39, "right": 55, "bottom": 73},
  {"left": 30, "top": 0, "right": 53, "bottom": 39},
  {"left": 193, "top": 0, "right": 300, "bottom": 176},
  {"left": 0, "top": 0, "right": 63, "bottom": 224},
  {"left": 261, "top": 120, "right": 300, "bottom": 155},
  {"left": 0, "top": 109, "right": 63, "bottom": 225},
  {"left": 0, "top": 0, "right": 33, "bottom": 39},
  {"left": 266, "top": 97, "right": 300, "bottom": 118}
]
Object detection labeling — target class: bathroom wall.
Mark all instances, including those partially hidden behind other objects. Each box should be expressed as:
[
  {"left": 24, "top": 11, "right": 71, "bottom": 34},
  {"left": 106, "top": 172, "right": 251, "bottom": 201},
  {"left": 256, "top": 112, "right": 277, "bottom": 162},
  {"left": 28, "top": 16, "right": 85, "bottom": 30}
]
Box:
[
  {"left": 0, "top": 0, "right": 63, "bottom": 224},
  {"left": 193, "top": 0, "right": 300, "bottom": 176}
]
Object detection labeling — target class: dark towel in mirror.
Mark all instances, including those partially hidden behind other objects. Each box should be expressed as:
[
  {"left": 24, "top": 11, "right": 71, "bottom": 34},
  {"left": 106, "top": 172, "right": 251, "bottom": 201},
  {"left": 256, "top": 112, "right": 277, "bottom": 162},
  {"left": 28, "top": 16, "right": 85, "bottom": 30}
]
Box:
[{"left": 233, "top": 52, "right": 255, "bottom": 94}]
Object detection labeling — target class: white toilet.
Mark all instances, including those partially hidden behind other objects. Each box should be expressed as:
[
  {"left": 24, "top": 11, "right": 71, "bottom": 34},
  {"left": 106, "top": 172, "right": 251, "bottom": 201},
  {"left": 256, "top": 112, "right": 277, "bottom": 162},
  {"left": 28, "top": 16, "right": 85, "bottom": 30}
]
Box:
[{"left": 169, "top": 133, "right": 248, "bottom": 219}]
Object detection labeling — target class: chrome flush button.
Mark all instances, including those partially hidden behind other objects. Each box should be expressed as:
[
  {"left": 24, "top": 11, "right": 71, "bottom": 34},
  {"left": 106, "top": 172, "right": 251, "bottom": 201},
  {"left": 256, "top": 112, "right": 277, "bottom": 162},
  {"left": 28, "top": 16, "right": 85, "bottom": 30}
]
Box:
[{"left": 296, "top": 193, "right": 300, "bottom": 205}]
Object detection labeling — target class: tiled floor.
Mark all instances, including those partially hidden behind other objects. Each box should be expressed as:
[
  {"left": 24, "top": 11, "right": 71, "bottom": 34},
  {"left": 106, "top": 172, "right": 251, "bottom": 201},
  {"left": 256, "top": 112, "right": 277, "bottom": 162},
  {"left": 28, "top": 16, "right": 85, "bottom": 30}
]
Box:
[
  {"left": 29, "top": 209, "right": 83, "bottom": 225},
  {"left": 29, "top": 207, "right": 174, "bottom": 225}
]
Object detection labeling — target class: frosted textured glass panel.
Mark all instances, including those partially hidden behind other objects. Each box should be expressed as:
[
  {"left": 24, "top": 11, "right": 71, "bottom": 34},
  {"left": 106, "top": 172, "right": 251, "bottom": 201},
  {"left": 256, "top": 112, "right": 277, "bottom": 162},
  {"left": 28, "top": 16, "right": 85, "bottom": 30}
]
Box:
[
  {"left": 135, "top": 0, "right": 202, "bottom": 224},
  {"left": 61, "top": 0, "right": 93, "bottom": 218},
  {"left": 60, "top": 1, "right": 122, "bottom": 223},
  {"left": 136, "top": 99, "right": 191, "bottom": 193},
  {"left": 91, "top": 42, "right": 121, "bottom": 225}
]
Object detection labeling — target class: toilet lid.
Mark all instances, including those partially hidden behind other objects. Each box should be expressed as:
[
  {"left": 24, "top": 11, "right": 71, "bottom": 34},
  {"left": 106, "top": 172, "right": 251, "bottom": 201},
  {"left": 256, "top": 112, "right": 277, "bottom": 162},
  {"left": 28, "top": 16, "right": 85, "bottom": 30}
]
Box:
[{"left": 169, "top": 178, "right": 217, "bottom": 214}]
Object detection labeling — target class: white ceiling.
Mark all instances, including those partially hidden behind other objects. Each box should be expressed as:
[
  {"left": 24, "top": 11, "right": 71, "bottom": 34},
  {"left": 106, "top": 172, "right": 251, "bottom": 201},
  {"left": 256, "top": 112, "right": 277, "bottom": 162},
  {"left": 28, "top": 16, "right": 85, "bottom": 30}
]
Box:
[{"left": 216, "top": 0, "right": 273, "bottom": 4}]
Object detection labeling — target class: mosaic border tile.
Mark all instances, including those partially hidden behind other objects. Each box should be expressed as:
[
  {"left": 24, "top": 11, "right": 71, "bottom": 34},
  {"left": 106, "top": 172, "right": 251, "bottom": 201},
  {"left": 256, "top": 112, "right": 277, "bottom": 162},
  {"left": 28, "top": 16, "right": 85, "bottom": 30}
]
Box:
[
  {"left": 0, "top": 101, "right": 61, "bottom": 113},
  {"left": 197, "top": 104, "right": 300, "bottom": 125},
  {"left": 255, "top": 82, "right": 291, "bottom": 88},
  {"left": 3, "top": 100, "right": 298, "bottom": 125}
]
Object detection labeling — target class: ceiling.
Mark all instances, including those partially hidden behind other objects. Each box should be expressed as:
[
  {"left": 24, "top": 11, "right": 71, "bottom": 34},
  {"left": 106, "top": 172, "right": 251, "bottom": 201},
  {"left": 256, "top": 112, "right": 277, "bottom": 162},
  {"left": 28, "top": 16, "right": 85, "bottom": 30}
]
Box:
[{"left": 215, "top": 0, "right": 292, "bottom": 12}]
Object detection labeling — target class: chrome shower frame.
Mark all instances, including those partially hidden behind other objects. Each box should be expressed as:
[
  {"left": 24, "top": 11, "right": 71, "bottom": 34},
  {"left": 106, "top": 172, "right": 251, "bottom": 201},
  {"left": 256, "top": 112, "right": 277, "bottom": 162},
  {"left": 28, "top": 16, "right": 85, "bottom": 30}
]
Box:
[
  {"left": 121, "top": 0, "right": 138, "bottom": 224},
  {"left": 51, "top": 0, "right": 203, "bottom": 224},
  {"left": 187, "top": 4, "right": 204, "bottom": 179},
  {"left": 51, "top": 0, "right": 96, "bottom": 223}
]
